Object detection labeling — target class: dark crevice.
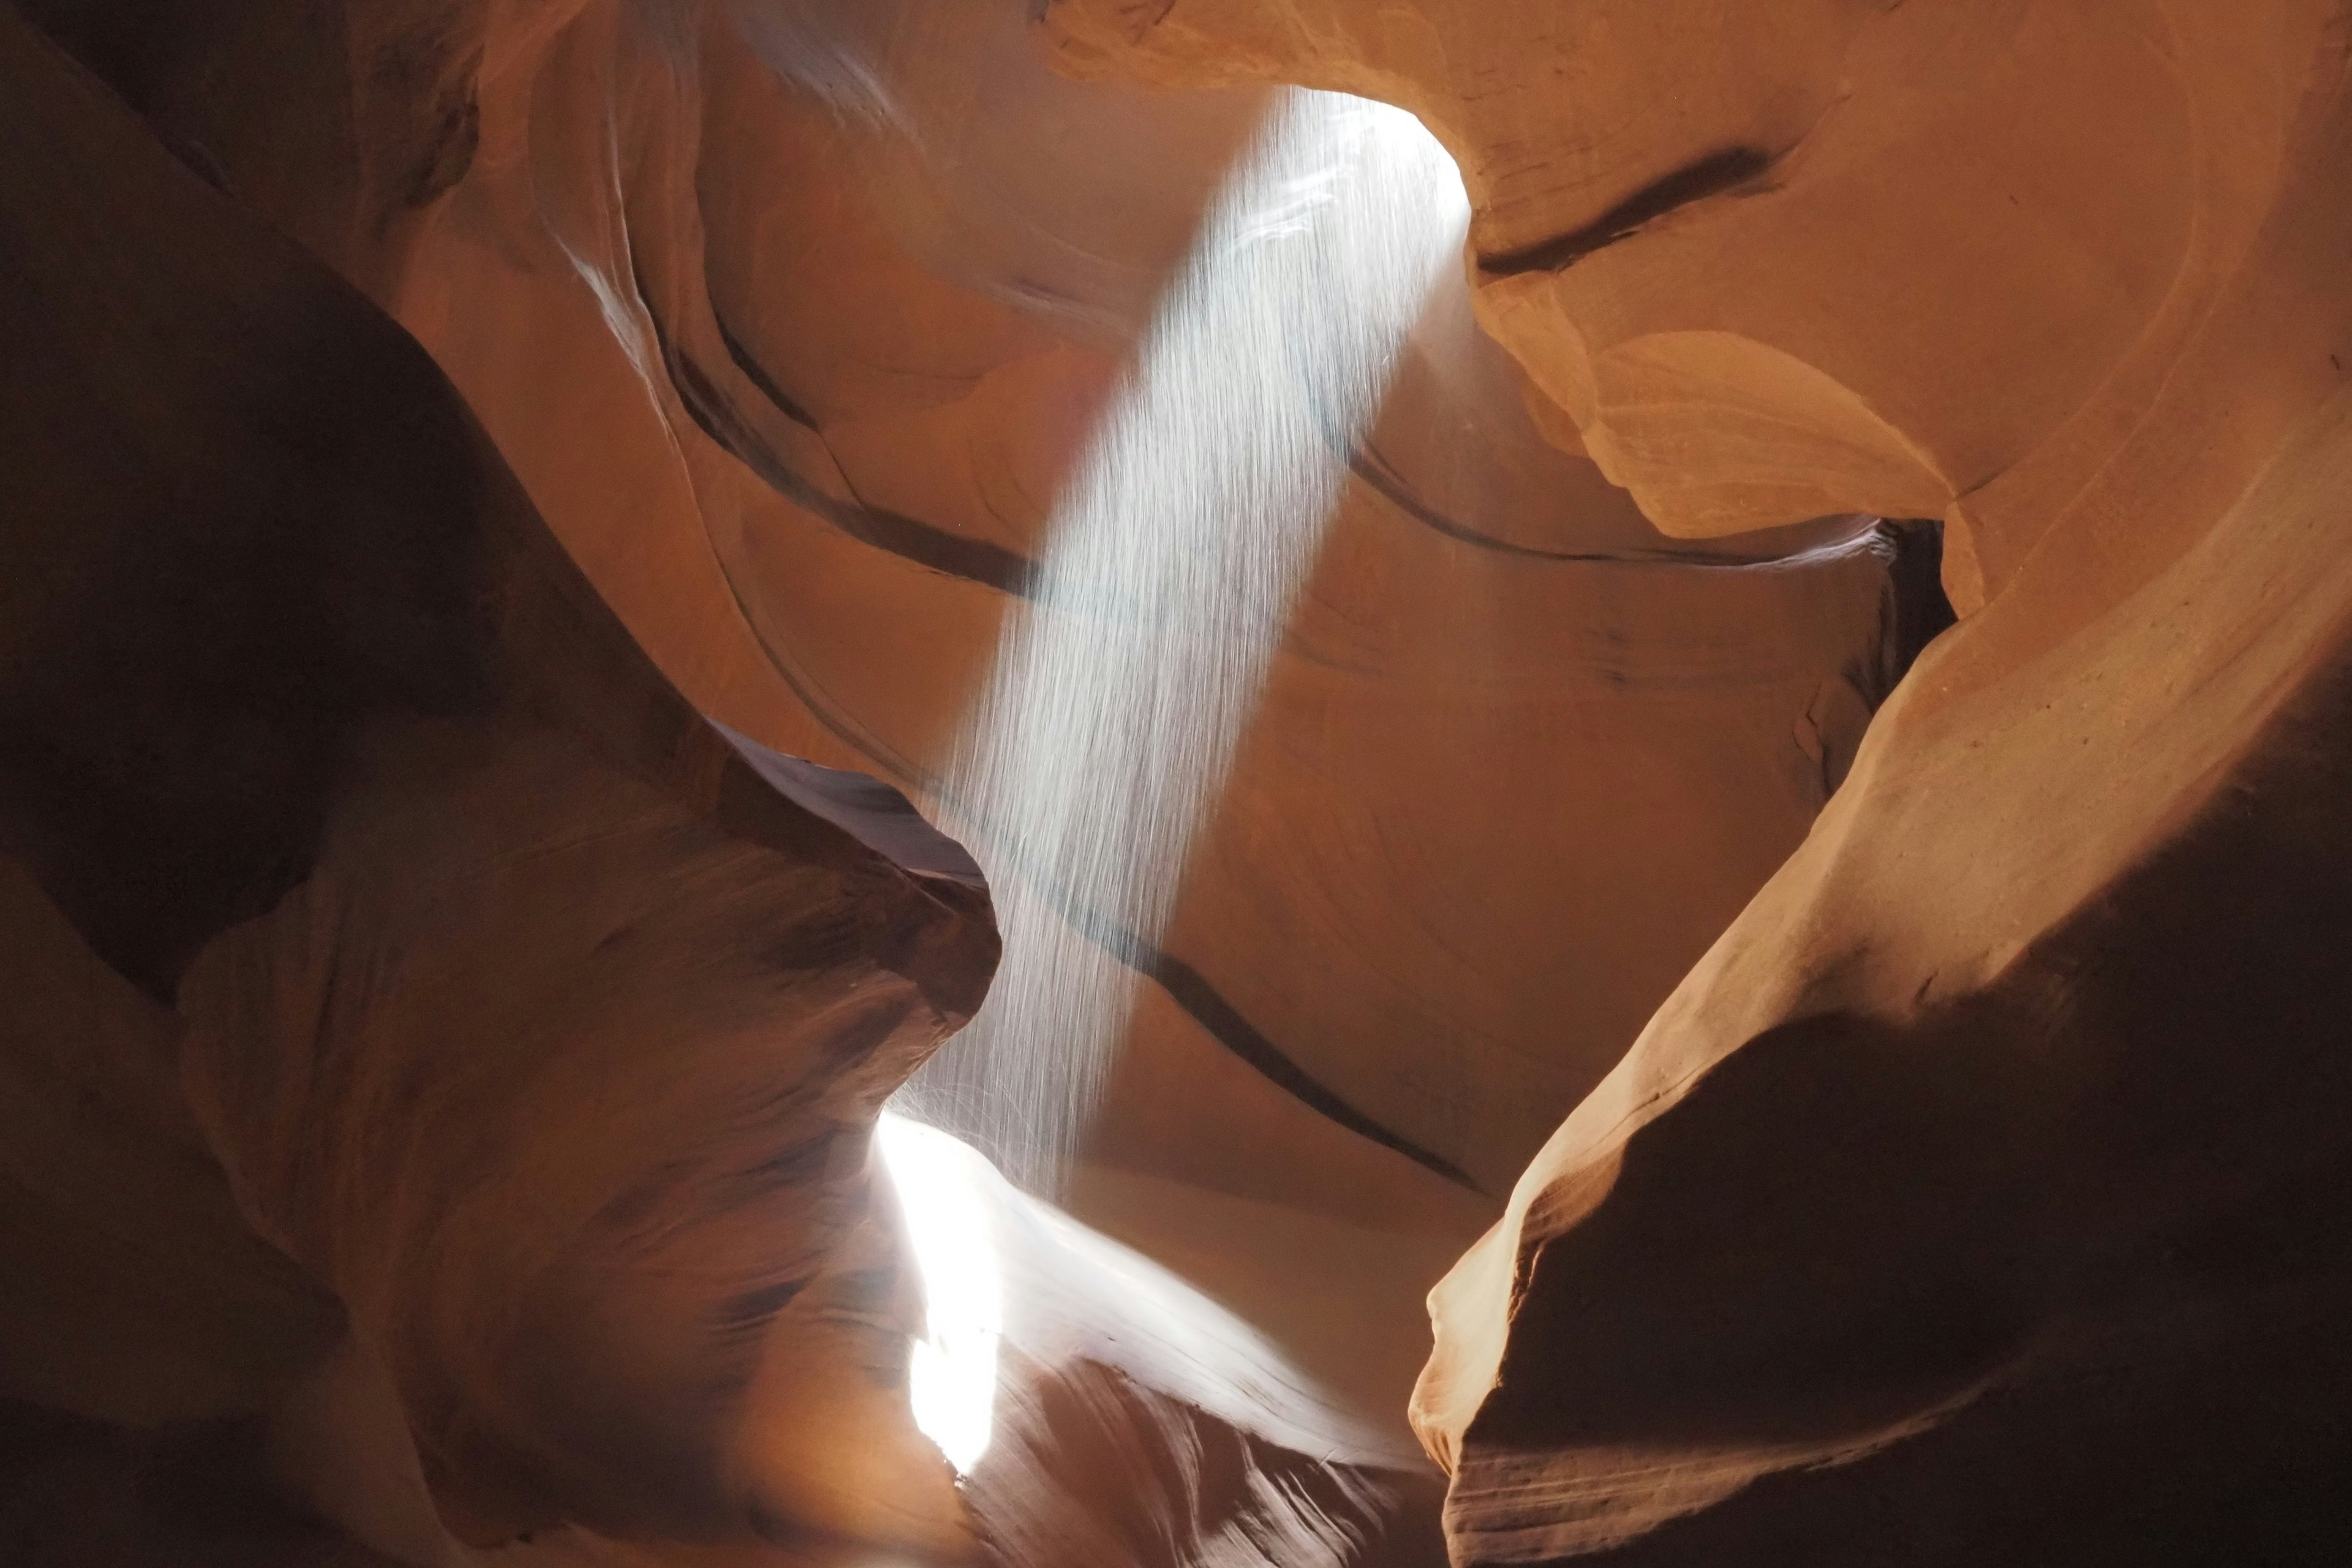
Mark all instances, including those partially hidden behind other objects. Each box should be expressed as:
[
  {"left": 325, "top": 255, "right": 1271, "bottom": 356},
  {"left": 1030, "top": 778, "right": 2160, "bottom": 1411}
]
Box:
[
  {"left": 1860, "top": 518, "right": 1956, "bottom": 709},
  {"left": 1024, "top": 866, "right": 1483, "bottom": 1191},
  {"left": 714, "top": 312, "right": 821, "bottom": 433},
  {"left": 1295, "top": 346, "right": 1881, "bottom": 572},
  {"left": 148, "top": 119, "right": 233, "bottom": 194},
  {"left": 668, "top": 342, "right": 1041, "bottom": 597},
  {"left": 1880, "top": 518, "right": 1958, "bottom": 683},
  {"left": 1477, "top": 146, "right": 1778, "bottom": 277},
  {"left": 1348, "top": 433, "right": 1875, "bottom": 569},
  {"left": 638, "top": 281, "right": 1039, "bottom": 596},
  {"left": 1149, "top": 948, "right": 1482, "bottom": 1190},
  {"left": 1811, "top": 519, "right": 1954, "bottom": 799}
]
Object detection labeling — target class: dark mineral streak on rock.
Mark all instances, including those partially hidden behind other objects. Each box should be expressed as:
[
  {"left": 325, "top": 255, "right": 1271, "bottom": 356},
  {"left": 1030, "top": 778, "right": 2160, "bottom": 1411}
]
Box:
[
  {"left": 1477, "top": 148, "right": 1779, "bottom": 278},
  {"left": 643, "top": 277, "right": 1044, "bottom": 597}
]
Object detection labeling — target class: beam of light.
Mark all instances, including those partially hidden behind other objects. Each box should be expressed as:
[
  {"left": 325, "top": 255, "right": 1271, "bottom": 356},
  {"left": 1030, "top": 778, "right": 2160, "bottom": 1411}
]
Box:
[
  {"left": 873, "top": 1110, "right": 1422, "bottom": 1483},
  {"left": 875, "top": 1112, "right": 1004, "bottom": 1476},
  {"left": 891, "top": 89, "right": 1471, "bottom": 1195}
]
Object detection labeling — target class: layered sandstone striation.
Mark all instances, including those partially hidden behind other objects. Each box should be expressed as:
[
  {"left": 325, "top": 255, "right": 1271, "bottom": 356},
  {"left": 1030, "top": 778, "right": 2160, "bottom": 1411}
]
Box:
[
  {"left": 0, "top": 1, "right": 1527, "bottom": 1561},
  {"left": 12, "top": 0, "right": 1942, "bottom": 1505},
  {"left": 26, "top": 0, "right": 1929, "bottom": 1212},
  {"left": 1044, "top": 0, "right": 2352, "bottom": 1559},
  {"left": 1042, "top": 0, "right": 2258, "bottom": 611},
  {"left": 22, "top": 0, "right": 2260, "bottom": 1560}
]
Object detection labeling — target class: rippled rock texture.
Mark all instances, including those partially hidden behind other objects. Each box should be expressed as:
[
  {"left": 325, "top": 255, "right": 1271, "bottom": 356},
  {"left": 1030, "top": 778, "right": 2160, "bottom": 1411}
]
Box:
[
  {"left": 18, "top": 0, "right": 1935, "bottom": 1482},
  {"left": 0, "top": 0, "right": 1553, "bottom": 1560},
  {"left": 2, "top": 0, "right": 2042, "bottom": 1561},
  {"left": 178, "top": 0, "right": 1892, "bottom": 1196},
  {"left": 33, "top": 0, "right": 1917, "bottom": 1193},
  {"left": 1045, "top": 0, "right": 2352, "bottom": 1561}
]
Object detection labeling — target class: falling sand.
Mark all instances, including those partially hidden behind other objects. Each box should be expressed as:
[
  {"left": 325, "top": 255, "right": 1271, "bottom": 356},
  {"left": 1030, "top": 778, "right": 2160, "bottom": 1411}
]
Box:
[{"left": 891, "top": 89, "right": 1469, "bottom": 1194}]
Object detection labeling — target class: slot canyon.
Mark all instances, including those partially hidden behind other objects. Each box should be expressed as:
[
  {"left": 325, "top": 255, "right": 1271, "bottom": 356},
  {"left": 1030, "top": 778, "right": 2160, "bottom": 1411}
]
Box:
[{"left": 4, "top": 0, "right": 2350, "bottom": 1561}]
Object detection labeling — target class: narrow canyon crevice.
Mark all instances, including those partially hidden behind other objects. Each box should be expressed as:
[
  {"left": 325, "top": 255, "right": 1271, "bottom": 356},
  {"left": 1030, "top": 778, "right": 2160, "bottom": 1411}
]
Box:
[{"left": 7, "top": 0, "right": 2350, "bottom": 1563}]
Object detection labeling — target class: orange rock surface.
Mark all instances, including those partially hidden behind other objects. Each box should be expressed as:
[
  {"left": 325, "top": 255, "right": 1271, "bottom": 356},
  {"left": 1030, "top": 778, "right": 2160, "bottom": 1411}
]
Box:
[
  {"left": 13, "top": 0, "right": 1933, "bottom": 1469},
  {"left": 21, "top": 0, "right": 2334, "bottom": 1561},
  {"left": 2, "top": 9, "right": 988, "bottom": 1555},
  {"left": 1043, "top": 0, "right": 2352, "bottom": 1558}
]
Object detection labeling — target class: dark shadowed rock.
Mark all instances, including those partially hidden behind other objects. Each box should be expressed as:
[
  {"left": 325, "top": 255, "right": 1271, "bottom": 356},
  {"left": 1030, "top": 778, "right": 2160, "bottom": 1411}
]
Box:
[{"left": 0, "top": 6, "right": 994, "bottom": 1551}]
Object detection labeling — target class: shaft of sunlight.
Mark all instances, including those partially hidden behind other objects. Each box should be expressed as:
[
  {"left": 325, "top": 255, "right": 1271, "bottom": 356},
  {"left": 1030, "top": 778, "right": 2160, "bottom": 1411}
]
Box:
[
  {"left": 892, "top": 90, "right": 1468, "bottom": 1195},
  {"left": 876, "top": 1112, "right": 1003, "bottom": 1476}
]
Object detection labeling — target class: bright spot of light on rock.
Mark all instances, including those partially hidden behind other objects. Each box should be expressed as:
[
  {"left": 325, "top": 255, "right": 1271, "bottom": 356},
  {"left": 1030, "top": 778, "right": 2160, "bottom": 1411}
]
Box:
[{"left": 876, "top": 1112, "right": 1003, "bottom": 1476}]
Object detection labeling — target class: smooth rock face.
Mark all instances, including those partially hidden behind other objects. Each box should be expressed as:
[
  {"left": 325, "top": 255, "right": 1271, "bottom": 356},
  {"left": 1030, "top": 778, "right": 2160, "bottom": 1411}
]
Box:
[
  {"left": 30, "top": 0, "right": 2340, "bottom": 1562},
  {"left": 1042, "top": 0, "right": 2233, "bottom": 605},
  {"left": 0, "top": 4, "right": 1482, "bottom": 1564},
  {"left": 56, "top": 0, "right": 1931, "bottom": 1212},
  {"left": 10, "top": 2, "right": 1942, "bottom": 1512},
  {"left": 1039, "top": 0, "right": 2352, "bottom": 1559},
  {"left": 379, "top": 10, "right": 1928, "bottom": 1520}
]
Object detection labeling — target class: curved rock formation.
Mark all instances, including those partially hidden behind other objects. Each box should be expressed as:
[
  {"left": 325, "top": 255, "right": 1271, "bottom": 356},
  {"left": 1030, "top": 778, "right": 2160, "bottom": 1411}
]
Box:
[
  {"left": 7, "top": 0, "right": 1950, "bottom": 1488},
  {"left": 1039, "top": 0, "right": 2352, "bottom": 1559},
  {"left": 35, "top": 0, "right": 1909, "bottom": 1169},
  {"left": 1040, "top": 0, "right": 2234, "bottom": 599},
  {"left": 1, "top": 6, "right": 990, "bottom": 1553},
  {"left": 0, "top": 5, "right": 1480, "bottom": 1563},
  {"left": 47, "top": 0, "right": 2329, "bottom": 1560}
]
